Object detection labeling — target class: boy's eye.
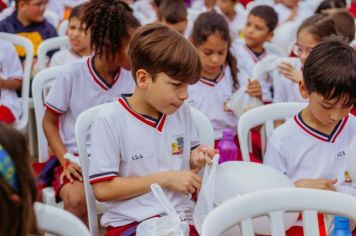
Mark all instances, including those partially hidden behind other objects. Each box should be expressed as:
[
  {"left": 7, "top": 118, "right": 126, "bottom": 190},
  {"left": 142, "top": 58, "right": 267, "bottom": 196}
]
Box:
[
  {"left": 171, "top": 83, "right": 181, "bottom": 87},
  {"left": 321, "top": 104, "right": 332, "bottom": 110}
]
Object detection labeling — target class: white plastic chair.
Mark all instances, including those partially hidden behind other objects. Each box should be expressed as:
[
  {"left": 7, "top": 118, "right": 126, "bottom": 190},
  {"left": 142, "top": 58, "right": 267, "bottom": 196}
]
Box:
[
  {"left": 35, "top": 202, "right": 90, "bottom": 236},
  {"left": 58, "top": 19, "right": 69, "bottom": 36},
  {"left": 238, "top": 102, "right": 307, "bottom": 161},
  {"left": 201, "top": 188, "right": 356, "bottom": 236},
  {"left": 75, "top": 103, "right": 215, "bottom": 236},
  {"left": 44, "top": 9, "right": 60, "bottom": 28},
  {"left": 0, "top": 32, "right": 33, "bottom": 133},
  {"left": 37, "top": 36, "right": 69, "bottom": 70},
  {"left": 32, "top": 66, "right": 64, "bottom": 208}
]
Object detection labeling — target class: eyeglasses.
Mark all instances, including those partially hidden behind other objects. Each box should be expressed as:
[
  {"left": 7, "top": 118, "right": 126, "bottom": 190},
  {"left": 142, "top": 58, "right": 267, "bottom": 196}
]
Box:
[{"left": 292, "top": 44, "right": 314, "bottom": 57}]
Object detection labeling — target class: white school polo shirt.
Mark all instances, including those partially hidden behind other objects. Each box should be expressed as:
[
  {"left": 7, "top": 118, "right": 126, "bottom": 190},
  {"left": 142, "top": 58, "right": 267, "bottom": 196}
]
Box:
[
  {"left": 264, "top": 112, "right": 356, "bottom": 185},
  {"left": 49, "top": 48, "right": 82, "bottom": 67},
  {"left": 187, "top": 65, "right": 238, "bottom": 140},
  {"left": 89, "top": 95, "right": 199, "bottom": 227},
  {"left": 45, "top": 56, "right": 135, "bottom": 153},
  {"left": 215, "top": 6, "right": 247, "bottom": 40},
  {"left": 0, "top": 38, "right": 23, "bottom": 120},
  {"left": 233, "top": 42, "right": 274, "bottom": 102}
]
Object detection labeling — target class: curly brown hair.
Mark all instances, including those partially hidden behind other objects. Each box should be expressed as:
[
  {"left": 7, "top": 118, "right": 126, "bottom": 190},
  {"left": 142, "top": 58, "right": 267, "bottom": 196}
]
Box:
[{"left": 82, "top": 0, "right": 140, "bottom": 60}]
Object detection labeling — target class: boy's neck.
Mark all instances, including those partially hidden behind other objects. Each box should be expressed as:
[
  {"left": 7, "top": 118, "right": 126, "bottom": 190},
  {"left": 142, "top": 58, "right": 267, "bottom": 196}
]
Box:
[
  {"left": 246, "top": 44, "right": 265, "bottom": 55},
  {"left": 16, "top": 11, "right": 32, "bottom": 27},
  {"left": 94, "top": 56, "right": 119, "bottom": 85},
  {"left": 127, "top": 92, "right": 160, "bottom": 119},
  {"left": 226, "top": 10, "right": 236, "bottom": 21},
  {"left": 301, "top": 107, "right": 340, "bottom": 135}
]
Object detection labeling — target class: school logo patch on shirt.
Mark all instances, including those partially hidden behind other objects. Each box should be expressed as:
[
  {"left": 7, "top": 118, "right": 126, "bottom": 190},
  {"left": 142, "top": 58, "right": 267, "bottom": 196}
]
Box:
[
  {"left": 171, "top": 136, "right": 184, "bottom": 156},
  {"left": 344, "top": 170, "right": 352, "bottom": 183}
]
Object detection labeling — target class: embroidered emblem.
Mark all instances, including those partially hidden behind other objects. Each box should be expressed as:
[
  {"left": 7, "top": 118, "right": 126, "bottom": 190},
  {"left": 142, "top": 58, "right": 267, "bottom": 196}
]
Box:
[{"left": 172, "top": 136, "right": 184, "bottom": 156}]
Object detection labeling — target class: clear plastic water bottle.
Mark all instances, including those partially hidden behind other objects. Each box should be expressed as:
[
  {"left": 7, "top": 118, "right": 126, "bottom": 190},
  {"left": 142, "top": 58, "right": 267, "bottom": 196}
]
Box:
[
  {"left": 217, "top": 128, "right": 238, "bottom": 164},
  {"left": 332, "top": 216, "right": 351, "bottom": 236}
]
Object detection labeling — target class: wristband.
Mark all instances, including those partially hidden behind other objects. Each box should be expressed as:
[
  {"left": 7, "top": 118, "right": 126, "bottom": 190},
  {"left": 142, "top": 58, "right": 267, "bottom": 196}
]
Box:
[
  {"left": 64, "top": 160, "right": 71, "bottom": 168},
  {"left": 63, "top": 152, "right": 81, "bottom": 166}
]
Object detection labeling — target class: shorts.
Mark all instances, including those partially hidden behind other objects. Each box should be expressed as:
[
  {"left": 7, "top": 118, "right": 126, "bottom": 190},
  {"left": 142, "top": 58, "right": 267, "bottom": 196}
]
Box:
[{"left": 0, "top": 105, "right": 16, "bottom": 124}]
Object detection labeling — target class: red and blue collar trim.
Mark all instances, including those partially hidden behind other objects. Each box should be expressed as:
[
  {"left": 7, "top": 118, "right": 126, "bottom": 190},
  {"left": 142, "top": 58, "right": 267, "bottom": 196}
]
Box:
[
  {"left": 243, "top": 45, "right": 267, "bottom": 63},
  {"left": 118, "top": 95, "right": 166, "bottom": 133},
  {"left": 294, "top": 112, "right": 349, "bottom": 143},
  {"left": 200, "top": 65, "right": 226, "bottom": 87},
  {"left": 87, "top": 56, "right": 121, "bottom": 91}
]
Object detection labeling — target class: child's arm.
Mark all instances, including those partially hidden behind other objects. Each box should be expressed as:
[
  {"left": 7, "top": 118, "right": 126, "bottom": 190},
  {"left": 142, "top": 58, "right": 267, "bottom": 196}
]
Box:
[
  {"left": 294, "top": 178, "right": 337, "bottom": 191},
  {"left": 0, "top": 77, "right": 22, "bottom": 90},
  {"left": 43, "top": 109, "right": 82, "bottom": 183},
  {"left": 92, "top": 170, "right": 201, "bottom": 202}
]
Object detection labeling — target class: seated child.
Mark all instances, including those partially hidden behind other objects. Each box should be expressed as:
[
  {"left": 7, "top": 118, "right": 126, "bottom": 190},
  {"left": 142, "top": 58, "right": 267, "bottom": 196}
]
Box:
[
  {"left": 49, "top": 3, "right": 91, "bottom": 67},
  {"left": 274, "top": 14, "right": 337, "bottom": 103},
  {"left": 264, "top": 39, "right": 356, "bottom": 234},
  {"left": 0, "top": 123, "right": 39, "bottom": 235},
  {"left": 42, "top": 0, "right": 140, "bottom": 222},
  {"left": 216, "top": 0, "right": 247, "bottom": 40},
  {"left": 274, "top": 0, "right": 313, "bottom": 25},
  {"left": 0, "top": 38, "right": 23, "bottom": 125},
  {"left": 157, "top": 0, "right": 188, "bottom": 35},
  {"left": 0, "top": 0, "right": 57, "bottom": 59},
  {"left": 89, "top": 23, "right": 215, "bottom": 235},
  {"left": 234, "top": 5, "right": 278, "bottom": 103}
]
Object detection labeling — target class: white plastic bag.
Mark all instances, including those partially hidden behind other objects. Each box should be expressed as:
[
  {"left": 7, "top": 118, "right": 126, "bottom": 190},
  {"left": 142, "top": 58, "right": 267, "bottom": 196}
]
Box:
[
  {"left": 227, "top": 55, "right": 297, "bottom": 117},
  {"left": 136, "top": 184, "right": 189, "bottom": 236},
  {"left": 193, "top": 155, "right": 219, "bottom": 233}
]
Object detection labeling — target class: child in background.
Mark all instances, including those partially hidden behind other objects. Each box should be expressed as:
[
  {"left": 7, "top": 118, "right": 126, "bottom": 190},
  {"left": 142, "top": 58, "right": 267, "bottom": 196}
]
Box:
[
  {"left": 0, "top": 38, "right": 23, "bottom": 125},
  {"left": 264, "top": 39, "right": 356, "bottom": 235},
  {"left": 0, "top": 123, "right": 39, "bottom": 236},
  {"left": 49, "top": 4, "right": 91, "bottom": 67},
  {"left": 89, "top": 23, "right": 215, "bottom": 236},
  {"left": 188, "top": 11, "right": 261, "bottom": 162},
  {"left": 42, "top": 0, "right": 140, "bottom": 223},
  {"left": 274, "top": 14, "right": 337, "bottom": 103},
  {"left": 131, "top": 0, "right": 163, "bottom": 25},
  {"left": 158, "top": 0, "right": 188, "bottom": 35},
  {"left": 274, "top": 0, "right": 313, "bottom": 24},
  {"left": 216, "top": 0, "right": 247, "bottom": 40},
  {"left": 315, "top": 0, "right": 347, "bottom": 14},
  {"left": 234, "top": 5, "right": 278, "bottom": 103},
  {"left": 0, "top": 0, "right": 57, "bottom": 59}
]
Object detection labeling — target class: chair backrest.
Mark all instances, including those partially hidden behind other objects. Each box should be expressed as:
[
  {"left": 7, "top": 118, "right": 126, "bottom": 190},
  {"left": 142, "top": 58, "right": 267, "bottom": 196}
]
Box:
[
  {"left": 238, "top": 102, "right": 307, "bottom": 161},
  {"left": 190, "top": 107, "right": 215, "bottom": 148},
  {"left": 58, "top": 19, "right": 69, "bottom": 36},
  {"left": 32, "top": 66, "right": 63, "bottom": 163},
  {"left": 37, "top": 36, "right": 69, "bottom": 70},
  {"left": 75, "top": 104, "right": 215, "bottom": 235},
  {"left": 201, "top": 188, "right": 356, "bottom": 236},
  {"left": 35, "top": 202, "right": 90, "bottom": 236},
  {"left": 0, "top": 32, "right": 33, "bottom": 133}
]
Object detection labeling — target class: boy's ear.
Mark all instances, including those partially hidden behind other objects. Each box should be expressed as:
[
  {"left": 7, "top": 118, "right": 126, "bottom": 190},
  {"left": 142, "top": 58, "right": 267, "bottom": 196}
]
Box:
[
  {"left": 267, "top": 31, "right": 274, "bottom": 42},
  {"left": 135, "top": 69, "right": 151, "bottom": 88},
  {"left": 298, "top": 80, "right": 309, "bottom": 99}
]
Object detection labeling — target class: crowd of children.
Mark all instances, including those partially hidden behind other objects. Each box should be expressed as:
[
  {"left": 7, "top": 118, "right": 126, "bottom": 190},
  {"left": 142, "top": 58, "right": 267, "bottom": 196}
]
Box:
[{"left": 0, "top": 0, "right": 356, "bottom": 235}]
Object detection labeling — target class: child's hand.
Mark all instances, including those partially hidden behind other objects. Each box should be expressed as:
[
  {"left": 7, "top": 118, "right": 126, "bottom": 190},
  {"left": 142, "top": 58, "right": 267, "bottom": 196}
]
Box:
[
  {"left": 278, "top": 62, "right": 303, "bottom": 83},
  {"left": 246, "top": 80, "right": 262, "bottom": 100},
  {"left": 190, "top": 145, "right": 217, "bottom": 170},
  {"left": 60, "top": 162, "right": 83, "bottom": 184},
  {"left": 294, "top": 178, "right": 337, "bottom": 191},
  {"left": 165, "top": 170, "right": 202, "bottom": 195}
]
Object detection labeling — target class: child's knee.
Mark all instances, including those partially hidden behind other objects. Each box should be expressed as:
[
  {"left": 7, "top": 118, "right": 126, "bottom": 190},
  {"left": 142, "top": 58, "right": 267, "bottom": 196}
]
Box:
[{"left": 61, "top": 183, "right": 86, "bottom": 210}]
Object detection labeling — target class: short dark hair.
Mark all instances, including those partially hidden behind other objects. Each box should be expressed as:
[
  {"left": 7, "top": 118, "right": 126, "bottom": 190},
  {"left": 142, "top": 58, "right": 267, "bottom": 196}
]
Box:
[
  {"left": 82, "top": 0, "right": 140, "bottom": 59},
  {"left": 158, "top": 0, "right": 187, "bottom": 24},
  {"left": 249, "top": 5, "right": 278, "bottom": 32},
  {"left": 329, "top": 10, "right": 355, "bottom": 43},
  {"left": 128, "top": 23, "right": 202, "bottom": 84},
  {"left": 303, "top": 38, "right": 356, "bottom": 106},
  {"left": 315, "top": 0, "right": 346, "bottom": 14},
  {"left": 297, "top": 14, "right": 337, "bottom": 42},
  {"left": 69, "top": 3, "right": 86, "bottom": 22}
]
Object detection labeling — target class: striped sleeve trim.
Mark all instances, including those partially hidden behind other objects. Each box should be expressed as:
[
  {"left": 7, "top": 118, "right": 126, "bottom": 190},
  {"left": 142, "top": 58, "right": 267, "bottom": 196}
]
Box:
[
  {"left": 44, "top": 102, "right": 65, "bottom": 115},
  {"left": 89, "top": 171, "right": 118, "bottom": 184}
]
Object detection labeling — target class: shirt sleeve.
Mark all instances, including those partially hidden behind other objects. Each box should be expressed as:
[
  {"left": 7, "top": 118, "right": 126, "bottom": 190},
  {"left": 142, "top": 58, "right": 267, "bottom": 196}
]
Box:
[
  {"left": 89, "top": 114, "right": 121, "bottom": 184},
  {"left": 44, "top": 68, "right": 72, "bottom": 115}
]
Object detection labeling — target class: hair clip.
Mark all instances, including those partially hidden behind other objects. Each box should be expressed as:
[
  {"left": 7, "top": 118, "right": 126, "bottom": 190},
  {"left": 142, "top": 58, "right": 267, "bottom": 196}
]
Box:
[{"left": 0, "top": 144, "right": 18, "bottom": 191}]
